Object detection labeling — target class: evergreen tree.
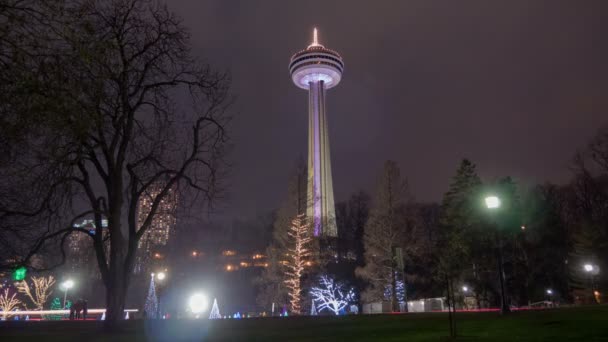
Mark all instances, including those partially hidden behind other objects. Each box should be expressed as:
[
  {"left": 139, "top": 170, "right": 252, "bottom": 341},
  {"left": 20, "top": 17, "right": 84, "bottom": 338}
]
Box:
[
  {"left": 437, "top": 159, "right": 482, "bottom": 280},
  {"left": 47, "top": 297, "right": 62, "bottom": 320},
  {"left": 209, "top": 298, "right": 221, "bottom": 319},
  {"left": 144, "top": 275, "right": 158, "bottom": 319},
  {"left": 437, "top": 159, "right": 483, "bottom": 335}
]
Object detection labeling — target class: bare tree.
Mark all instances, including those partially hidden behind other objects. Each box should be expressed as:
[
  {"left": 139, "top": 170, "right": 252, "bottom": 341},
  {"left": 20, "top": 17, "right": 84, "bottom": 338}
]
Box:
[
  {"left": 16, "top": 275, "right": 56, "bottom": 310},
  {"left": 356, "top": 160, "right": 410, "bottom": 312},
  {"left": 0, "top": 289, "right": 22, "bottom": 319},
  {"left": 309, "top": 275, "right": 355, "bottom": 315},
  {"left": 256, "top": 161, "right": 307, "bottom": 311},
  {"left": 0, "top": 0, "right": 231, "bottom": 328}
]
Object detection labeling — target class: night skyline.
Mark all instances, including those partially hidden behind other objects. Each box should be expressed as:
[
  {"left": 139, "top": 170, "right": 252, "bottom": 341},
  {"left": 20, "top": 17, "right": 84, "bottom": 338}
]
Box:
[
  {"left": 168, "top": 0, "right": 608, "bottom": 219},
  {"left": 2, "top": 0, "right": 608, "bottom": 336}
]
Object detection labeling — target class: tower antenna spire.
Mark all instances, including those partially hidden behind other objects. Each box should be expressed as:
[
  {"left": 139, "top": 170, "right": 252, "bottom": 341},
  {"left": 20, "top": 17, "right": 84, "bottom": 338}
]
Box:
[{"left": 308, "top": 27, "right": 323, "bottom": 48}]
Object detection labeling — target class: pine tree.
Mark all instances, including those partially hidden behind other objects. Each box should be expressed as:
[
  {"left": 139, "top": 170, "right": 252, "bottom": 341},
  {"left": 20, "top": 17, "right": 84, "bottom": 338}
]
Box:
[
  {"left": 47, "top": 297, "right": 62, "bottom": 321},
  {"left": 209, "top": 298, "right": 221, "bottom": 319},
  {"left": 144, "top": 274, "right": 158, "bottom": 319},
  {"left": 437, "top": 159, "right": 483, "bottom": 280},
  {"left": 437, "top": 159, "right": 482, "bottom": 337},
  {"left": 284, "top": 214, "right": 312, "bottom": 315}
]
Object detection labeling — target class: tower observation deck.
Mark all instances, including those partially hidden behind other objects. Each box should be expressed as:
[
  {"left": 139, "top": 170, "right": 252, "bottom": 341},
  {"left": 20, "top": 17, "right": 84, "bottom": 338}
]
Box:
[{"left": 289, "top": 29, "right": 343, "bottom": 237}]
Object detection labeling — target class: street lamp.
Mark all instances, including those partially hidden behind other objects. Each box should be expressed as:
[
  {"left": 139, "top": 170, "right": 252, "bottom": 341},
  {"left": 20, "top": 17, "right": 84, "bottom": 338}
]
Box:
[
  {"left": 61, "top": 279, "right": 74, "bottom": 308},
  {"left": 485, "top": 195, "right": 510, "bottom": 314},
  {"left": 485, "top": 196, "right": 501, "bottom": 209},
  {"left": 462, "top": 286, "right": 469, "bottom": 293},
  {"left": 546, "top": 289, "right": 554, "bottom": 307},
  {"left": 155, "top": 271, "right": 167, "bottom": 318},
  {"left": 189, "top": 293, "right": 208, "bottom": 317},
  {"left": 583, "top": 263, "right": 600, "bottom": 304}
]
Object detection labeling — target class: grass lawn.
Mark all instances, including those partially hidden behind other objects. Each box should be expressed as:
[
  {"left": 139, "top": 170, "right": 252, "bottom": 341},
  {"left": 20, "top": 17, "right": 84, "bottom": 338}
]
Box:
[{"left": 1, "top": 305, "right": 607, "bottom": 341}]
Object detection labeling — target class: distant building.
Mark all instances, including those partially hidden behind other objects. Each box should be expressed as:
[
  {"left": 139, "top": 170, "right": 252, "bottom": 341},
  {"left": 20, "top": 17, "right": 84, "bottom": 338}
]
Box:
[
  {"left": 67, "top": 219, "right": 108, "bottom": 275},
  {"left": 134, "top": 182, "right": 178, "bottom": 273}
]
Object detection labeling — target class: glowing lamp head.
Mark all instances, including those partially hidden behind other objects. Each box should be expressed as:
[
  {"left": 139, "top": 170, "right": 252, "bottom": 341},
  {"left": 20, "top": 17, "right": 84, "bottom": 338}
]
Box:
[
  {"left": 485, "top": 196, "right": 501, "bottom": 209},
  {"left": 156, "top": 272, "right": 166, "bottom": 281},
  {"left": 584, "top": 264, "right": 594, "bottom": 272},
  {"left": 546, "top": 289, "right": 553, "bottom": 295},
  {"left": 189, "top": 293, "right": 208, "bottom": 314},
  {"left": 462, "top": 286, "right": 469, "bottom": 292},
  {"left": 62, "top": 279, "right": 74, "bottom": 290}
]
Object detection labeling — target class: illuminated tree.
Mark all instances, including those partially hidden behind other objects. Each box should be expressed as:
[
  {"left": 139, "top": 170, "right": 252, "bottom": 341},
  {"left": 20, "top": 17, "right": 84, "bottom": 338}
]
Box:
[
  {"left": 310, "top": 275, "right": 355, "bottom": 315},
  {"left": 144, "top": 274, "right": 158, "bottom": 319},
  {"left": 0, "top": 289, "right": 21, "bottom": 319},
  {"left": 283, "top": 214, "right": 312, "bottom": 315},
  {"left": 209, "top": 298, "right": 221, "bottom": 319},
  {"left": 384, "top": 279, "right": 405, "bottom": 304},
  {"left": 16, "top": 275, "right": 55, "bottom": 310},
  {"left": 256, "top": 161, "right": 307, "bottom": 311},
  {"left": 47, "top": 297, "right": 62, "bottom": 320}
]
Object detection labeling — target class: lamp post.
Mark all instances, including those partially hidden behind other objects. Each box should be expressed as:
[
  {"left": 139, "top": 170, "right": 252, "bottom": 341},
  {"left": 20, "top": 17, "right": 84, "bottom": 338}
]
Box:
[
  {"left": 583, "top": 264, "right": 600, "bottom": 304},
  {"left": 546, "top": 289, "right": 553, "bottom": 307},
  {"left": 485, "top": 195, "right": 510, "bottom": 314},
  {"left": 61, "top": 279, "right": 74, "bottom": 308},
  {"left": 156, "top": 271, "right": 167, "bottom": 319}
]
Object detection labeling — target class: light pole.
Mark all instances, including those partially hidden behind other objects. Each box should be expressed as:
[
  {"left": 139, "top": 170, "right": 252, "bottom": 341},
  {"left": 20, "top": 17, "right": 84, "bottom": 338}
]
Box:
[
  {"left": 485, "top": 195, "right": 510, "bottom": 314},
  {"left": 583, "top": 263, "right": 600, "bottom": 304},
  {"left": 156, "top": 271, "right": 166, "bottom": 318},
  {"left": 61, "top": 279, "right": 74, "bottom": 308}
]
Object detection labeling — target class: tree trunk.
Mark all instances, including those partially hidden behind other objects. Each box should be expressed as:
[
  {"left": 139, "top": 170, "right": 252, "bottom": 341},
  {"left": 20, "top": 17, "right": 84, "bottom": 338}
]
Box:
[
  {"left": 445, "top": 276, "right": 455, "bottom": 338},
  {"left": 104, "top": 186, "right": 128, "bottom": 330},
  {"left": 104, "top": 272, "right": 127, "bottom": 330}
]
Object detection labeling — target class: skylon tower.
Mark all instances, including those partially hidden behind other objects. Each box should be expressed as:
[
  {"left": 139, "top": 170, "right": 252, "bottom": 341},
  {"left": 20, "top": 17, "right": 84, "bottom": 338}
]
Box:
[{"left": 289, "top": 29, "right": 343, "bottom": 237}]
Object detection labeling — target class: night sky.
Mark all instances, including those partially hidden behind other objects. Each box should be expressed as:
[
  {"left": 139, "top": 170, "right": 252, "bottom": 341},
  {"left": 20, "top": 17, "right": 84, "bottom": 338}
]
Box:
[{"left": 169, "top": 1, "right": 608, "bottom": 219}]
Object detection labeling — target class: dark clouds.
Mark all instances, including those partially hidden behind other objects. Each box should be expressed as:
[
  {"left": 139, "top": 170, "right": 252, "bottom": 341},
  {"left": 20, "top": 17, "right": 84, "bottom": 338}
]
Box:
[{"left": 168, "top": 0, "right": 608, "bottom": 218}]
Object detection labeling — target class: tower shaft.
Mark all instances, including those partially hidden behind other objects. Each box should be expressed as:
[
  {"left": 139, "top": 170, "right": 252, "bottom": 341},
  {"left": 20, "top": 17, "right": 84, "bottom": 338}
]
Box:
[{"left": 307, "top": 80, "right": 337, "bottom": 237}]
